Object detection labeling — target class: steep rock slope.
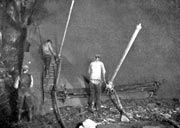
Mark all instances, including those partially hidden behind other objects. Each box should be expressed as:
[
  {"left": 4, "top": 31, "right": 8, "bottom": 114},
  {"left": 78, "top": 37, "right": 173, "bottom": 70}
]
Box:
[{"left": 26, "top": 0, "right": 180, "bottom": 98}]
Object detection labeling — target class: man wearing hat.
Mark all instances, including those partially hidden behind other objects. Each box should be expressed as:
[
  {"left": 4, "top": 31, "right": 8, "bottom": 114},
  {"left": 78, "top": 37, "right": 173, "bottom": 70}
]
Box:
[
  {"left": 88, "top": 54, "right": 106, "bottom": 111},
  {"left": 14, "top": 65, "right": 33, "bottom": 122}
]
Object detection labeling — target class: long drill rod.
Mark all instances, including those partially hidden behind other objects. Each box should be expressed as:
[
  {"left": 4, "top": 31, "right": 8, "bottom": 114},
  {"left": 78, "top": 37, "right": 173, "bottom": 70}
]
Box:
[
  {"left": 110, "top": 23, "right": 142, "bottom": 84},
  {"left": 58, "top": 0, "right": 75, "bottom": 57},
  {"left": 52, "top": 1, "right": 75, "bottom": 128},
  {"left": 56, "top": 0, "right": 75, "bottom": 87}
]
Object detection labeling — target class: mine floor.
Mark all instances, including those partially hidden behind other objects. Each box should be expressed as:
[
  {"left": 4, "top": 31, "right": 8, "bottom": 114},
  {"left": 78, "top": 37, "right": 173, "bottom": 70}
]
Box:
[{"left": 9, "top": 98, "right": 180, "bottom": 128}]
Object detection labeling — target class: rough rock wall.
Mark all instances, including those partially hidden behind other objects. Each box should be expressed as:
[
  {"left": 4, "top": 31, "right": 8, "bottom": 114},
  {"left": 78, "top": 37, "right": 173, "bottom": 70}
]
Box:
[{"left": 27, "top": 0, "right": 180, "bottom": 98}]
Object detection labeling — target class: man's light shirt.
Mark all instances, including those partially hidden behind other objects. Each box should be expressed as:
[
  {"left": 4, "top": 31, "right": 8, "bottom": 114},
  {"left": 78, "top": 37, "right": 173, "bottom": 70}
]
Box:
[{"left": 88, "top": 61, "right": 106, "bottom": 84}]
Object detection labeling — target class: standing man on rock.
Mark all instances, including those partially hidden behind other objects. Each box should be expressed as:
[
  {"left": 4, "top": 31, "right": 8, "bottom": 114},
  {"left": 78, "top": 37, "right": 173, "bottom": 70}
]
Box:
[
  {"left": 40, "top": 39, "right": 56, "bottom": 77},
  {"left": 14, "top": 65, "right": 33, "bottom": 122},
  {"left": 88, "top": 54, "right": 106, "bottom": 112}
]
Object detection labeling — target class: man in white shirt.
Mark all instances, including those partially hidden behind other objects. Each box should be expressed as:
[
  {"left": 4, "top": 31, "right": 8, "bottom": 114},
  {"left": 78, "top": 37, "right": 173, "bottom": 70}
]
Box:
[
  {"left": 14, "top": 65, "right": 33, "bottom": 122},
  {"left": 88, "top": 54, "right": 106, "bottom": 111}
]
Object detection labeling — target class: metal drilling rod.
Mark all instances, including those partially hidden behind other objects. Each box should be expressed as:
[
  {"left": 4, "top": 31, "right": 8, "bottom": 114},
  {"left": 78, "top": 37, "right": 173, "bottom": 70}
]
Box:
[
  {"left": 56, "top": 0, "right": 75, "bottom": 86},
  {"left": 58, "top": 0, "right": 75, "bottom": 57},
  {"left": 52, "top": 1, "right": 75, "bottom": 128},
  {"left": 110, "top": 23, "right": 142, "bottom": 83}
]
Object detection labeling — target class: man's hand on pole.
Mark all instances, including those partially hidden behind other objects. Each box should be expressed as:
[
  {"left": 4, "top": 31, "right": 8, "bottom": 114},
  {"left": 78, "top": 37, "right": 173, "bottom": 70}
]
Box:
[
  {"left": 106, "top": 81, "right": 114, "bottom": 90},
  {"left": 54, "top": 55, "right": 61, "bottom": 64},
  {"left": 103, "top": 77, "right": 106, "bottom": 83}
]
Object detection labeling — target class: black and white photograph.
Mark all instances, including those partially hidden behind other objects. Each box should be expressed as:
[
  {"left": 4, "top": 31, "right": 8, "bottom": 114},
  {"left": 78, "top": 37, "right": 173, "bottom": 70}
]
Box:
[{"left": 0, "top": 0, "right": 180, "bottom": 128}]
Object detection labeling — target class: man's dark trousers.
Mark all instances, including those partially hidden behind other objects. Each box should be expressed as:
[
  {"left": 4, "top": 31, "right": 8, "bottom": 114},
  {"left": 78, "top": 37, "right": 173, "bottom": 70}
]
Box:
[
  {"left": 89, "top": 81, "right": 102, "bottom": 110},
  {"left": 43, "top": 54, "right": 52, "bottom": 76}
]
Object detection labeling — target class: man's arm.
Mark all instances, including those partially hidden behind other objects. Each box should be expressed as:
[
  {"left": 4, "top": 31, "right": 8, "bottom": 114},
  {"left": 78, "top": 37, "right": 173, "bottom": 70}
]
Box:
[
  {"left": 48, "top": 43, "right": 56, "bottom": 56},
  {"left": 101, "top": 63, "right": 106, "bottom": 81},
  {"left": 88, "top": 63, "right": 92, "bottom": 76},
  {"left": 14, "top": 76, "right": 20, "bottom": 89},
  {"left": 30, "top": 75, "right": 33, "bottom": 88}
]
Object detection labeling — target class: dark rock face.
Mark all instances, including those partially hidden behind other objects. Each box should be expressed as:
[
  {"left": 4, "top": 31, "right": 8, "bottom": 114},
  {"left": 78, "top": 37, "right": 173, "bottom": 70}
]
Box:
[
  {"left": 2, "top": 0, "right": 180, "bottom": 117},
  {"left": 1, "top": 0, "right": 180, "bottom": 127},
  {"left": 0, "top": 78, "right": 12, "bottom": 126},
  {"left": 0, "top": 0, "right": 47, "bottom": 119},
  {"left": 26, "top": 0, "right": 180, "bottom": 98}
]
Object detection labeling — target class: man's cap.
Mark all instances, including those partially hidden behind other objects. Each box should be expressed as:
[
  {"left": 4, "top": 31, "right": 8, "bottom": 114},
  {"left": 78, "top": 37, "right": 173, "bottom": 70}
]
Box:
[
  {"left": 46, "top": 39, "right": 52, "bottom": 43},
  {"left": 95, "top": 54, "right": 101, "bottom": 58},
  {"left": 22, "top": 65, "right": 29, "bottom": 70}
]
